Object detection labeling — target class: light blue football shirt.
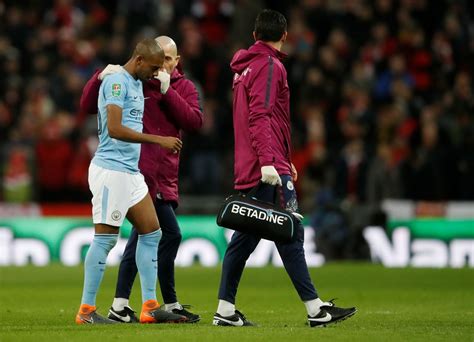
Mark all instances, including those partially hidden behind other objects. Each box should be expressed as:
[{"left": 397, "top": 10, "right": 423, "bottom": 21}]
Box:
[{"left": 92, "top": 68, "right": 145, "bottom": 174}]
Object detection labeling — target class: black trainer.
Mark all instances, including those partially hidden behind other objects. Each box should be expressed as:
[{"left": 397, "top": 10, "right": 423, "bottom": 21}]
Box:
[
  {"left": 143, "top": 307, "right": 188, "bottom": 323},
  {"left": 213, "top": 310, "right": 255, "bottom": 327},
  {"left": 108, "top": 305, "right": 139, "bottom": 323},
  {"left": 308, "top": 300, "right": 356, "bottom": 327},
  {"left": 171, "top": 304, "right": 201, "bottom": 323}
]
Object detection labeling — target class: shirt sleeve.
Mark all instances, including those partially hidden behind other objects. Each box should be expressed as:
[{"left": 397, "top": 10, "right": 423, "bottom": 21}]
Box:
[
  {"left": 248, "top": 56, "right": 279, "bottom": 166},
  {"left": 102, "top": 73, "right": 128, "bottom": 108}
]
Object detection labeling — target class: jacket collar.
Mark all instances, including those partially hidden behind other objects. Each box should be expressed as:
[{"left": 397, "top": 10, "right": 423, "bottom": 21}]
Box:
[
  {"left": 171, "top": 68, "right": 184, "bottom": 81},
  {"left": 252, "top": 40, "right": 287, "bottom": 60}
]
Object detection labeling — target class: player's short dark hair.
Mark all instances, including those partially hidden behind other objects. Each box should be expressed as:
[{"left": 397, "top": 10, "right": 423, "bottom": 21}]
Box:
[
  {"left": 133, "top": 38, "right": 164, "bottom": 60},
  {"left": 254, "top": 9, "right": 287, "bottom": 42}
]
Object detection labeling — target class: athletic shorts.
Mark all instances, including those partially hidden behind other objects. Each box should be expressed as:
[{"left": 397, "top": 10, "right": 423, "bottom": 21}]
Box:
[{"left": 88, "top": 163, "right": 148, "bottom": 226}]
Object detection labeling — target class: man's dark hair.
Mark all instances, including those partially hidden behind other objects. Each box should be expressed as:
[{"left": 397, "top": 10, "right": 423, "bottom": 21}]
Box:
[{"left": 254, "top": 9, "right": 287, "bottom": 42}]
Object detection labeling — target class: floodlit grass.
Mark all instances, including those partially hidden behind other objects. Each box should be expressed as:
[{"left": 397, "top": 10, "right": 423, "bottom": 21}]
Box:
[{"left": 0, "top": 263, "right": 473, "bottom": 341}]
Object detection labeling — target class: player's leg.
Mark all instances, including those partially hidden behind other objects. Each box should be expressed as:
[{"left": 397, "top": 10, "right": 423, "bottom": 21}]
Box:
[
  {"left": 155, "top": 200, "right": 181, "bottom": 305},
  {"left": 155, "top": 200, "right": 200, "bottom": 322},
  {"left": 110, "top": 200, "right": 180, "bottom": 312},
  {"left": 76, "top": 164, "right": 127, "bottom": 324},
  {"left": 276, "top": 175, "right": 356, "bottom": 327},
  {"left": 126, "top": 177, "right": 187, "bottom": 324},
  {"left": 126, "top": 174, "right": 161, "bottom": 305},
  {"left": 126, "top": 193, "right": 161, "bottom": 321},
  {"left": 76, "top": 223, "right": 119, "bottom": 325},
  {"left": 111, "top": 171, "right": 159, "bottom": 314}
]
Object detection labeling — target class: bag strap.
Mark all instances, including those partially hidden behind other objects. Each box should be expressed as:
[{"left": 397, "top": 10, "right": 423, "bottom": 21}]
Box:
[
  {"left": 247, "top": 181, "right": 285, "bottom": 209},
  {"left": 247, "top": 182, "right": 261, "bottom": 198}
]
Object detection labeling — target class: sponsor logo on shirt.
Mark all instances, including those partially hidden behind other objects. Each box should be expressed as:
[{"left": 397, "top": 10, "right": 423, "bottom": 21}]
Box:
[
  {"left": 130, "top": 108, "right": 143, "bottom": 119},
  {"left": 112, "top": 83, "right": 121, "bottom": 97}
]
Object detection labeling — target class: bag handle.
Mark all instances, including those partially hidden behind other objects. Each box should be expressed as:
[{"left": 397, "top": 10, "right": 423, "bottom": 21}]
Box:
[{"left": 247, "top": 181, "right": 285, "bottom": 209}]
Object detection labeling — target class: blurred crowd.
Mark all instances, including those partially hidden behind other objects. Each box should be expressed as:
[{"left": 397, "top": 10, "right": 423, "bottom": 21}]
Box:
[{"left": 1, "top": 0, "right": 473, "bottom": 256}]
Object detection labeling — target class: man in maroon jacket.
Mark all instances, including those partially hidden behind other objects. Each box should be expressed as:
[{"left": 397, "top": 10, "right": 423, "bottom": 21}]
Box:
[
  {"left": 212, "top": 10, "right": 356, "bottom": 328},
  {"left": 80, "top": 36, "right": 203, "bottom": 323}
]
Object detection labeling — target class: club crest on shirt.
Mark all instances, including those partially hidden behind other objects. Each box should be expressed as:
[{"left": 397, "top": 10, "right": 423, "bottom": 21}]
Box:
[
  {"left": 111, "top": 210, "right": 122, "bottom": 221},
  {"left": 112, "top": 83, "right": 121, "bottom": 97}
]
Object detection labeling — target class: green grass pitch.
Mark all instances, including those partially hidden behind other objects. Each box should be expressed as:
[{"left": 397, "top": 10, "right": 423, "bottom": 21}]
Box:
[{"left": 0, "top": 263, "right": 473, "bottom": 341}]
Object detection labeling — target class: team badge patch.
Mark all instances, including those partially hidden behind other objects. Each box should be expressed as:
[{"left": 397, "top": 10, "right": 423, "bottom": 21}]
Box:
[
  {"left": 111, "top": 210, "right": 122, "bottom": 221},
  {"left": 112, "top": 83, "right": 121, "bottom": 97},
  {"left": 287, "top": 180, "right": 294, "bottom": 191}
]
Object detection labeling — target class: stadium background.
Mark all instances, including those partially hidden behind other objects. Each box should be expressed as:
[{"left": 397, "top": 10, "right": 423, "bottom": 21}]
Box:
[
  {"left": 0, "top": 0, "right": 473, "bottom": 266},
  {"left": 0, "top": 1, "right": 473, "bottom": 341}
]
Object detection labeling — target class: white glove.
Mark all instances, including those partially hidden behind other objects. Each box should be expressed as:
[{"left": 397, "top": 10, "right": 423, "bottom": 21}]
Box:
[
  {"left": 261, "top": 166, "right": 282, "bottom": 186},
  {"left": 98, "top": 64, "right": 122, "bottom": 80},
  {"left": 155, "top": 70, "right": 170, "bottom": 94},
  {"left": 292, "top": 212, "right": 304, "bottom": 221}
]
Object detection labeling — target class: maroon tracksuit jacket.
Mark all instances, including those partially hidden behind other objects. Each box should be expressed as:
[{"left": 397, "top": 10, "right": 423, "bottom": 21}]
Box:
[
  {"left": 80, "top": 68, "right": 203, "bottom": 203},
  {"left": 231, "top": 41, "right": 292, "bottom": 190}
]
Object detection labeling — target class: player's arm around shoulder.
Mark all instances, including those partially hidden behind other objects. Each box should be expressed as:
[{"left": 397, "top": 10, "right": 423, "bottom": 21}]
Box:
[
  {"left": 81, "top": 65, "right": 123, "bottom": 114},
  {"left": 80, "top": 69, "right": 102, "bottom": 114}
]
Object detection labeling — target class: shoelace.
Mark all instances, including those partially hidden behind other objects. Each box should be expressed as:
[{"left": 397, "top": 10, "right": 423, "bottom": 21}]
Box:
[
  {"left": 322, "top": 298, "right": 337, "bottom": 307},
  {"left": 174, "top": 304, "right": 193, "bottom": 314},
  {"left": 123, "top": 305, "right": 136, "bottom": 313},
  {"left": 81, "top": 310, "right": 97, "bottom": 317}
]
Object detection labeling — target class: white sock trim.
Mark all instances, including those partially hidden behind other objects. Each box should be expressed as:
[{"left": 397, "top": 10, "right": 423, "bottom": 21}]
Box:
[
  {"left": 112, "top": 297, "right": 129, "bottom": 311},
  {"left": 165, "top": 302, "right": 182, "bottom": 311},
  {"left": 217, "top": 299, "right": 235, "bottom": 317},
  {"left": 304, "top": 298, "right": 324, "bottom": 317}
]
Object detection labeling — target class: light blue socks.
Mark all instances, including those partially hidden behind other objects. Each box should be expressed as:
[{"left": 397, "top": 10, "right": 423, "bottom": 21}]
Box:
[
  {"left": 136, "top": 229, "right": 162, "bottom": 303},
  {"left": 81, "top": 234, "right": 118, "bottom": 306}
]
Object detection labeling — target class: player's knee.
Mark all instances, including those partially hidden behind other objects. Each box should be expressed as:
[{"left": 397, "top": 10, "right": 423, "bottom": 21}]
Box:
[
  {"left": 107, "top": 235, "right": 119, "bottom": 250},
  {"left": 134, "top": 216, "right": 160, "bottom": 234},
  {"left": 144, "top": 214, "right": 159, "bottom": 230},
  {"left": 146, "top": 226, "right": 160, "bottom": 235},
  {"left": 95, "top": 233, "right": 118, "bottom": 252}
]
